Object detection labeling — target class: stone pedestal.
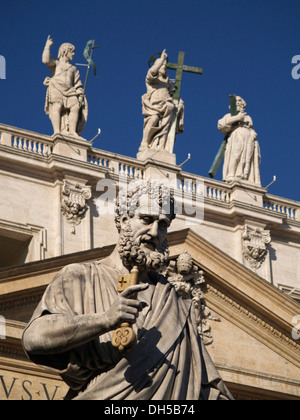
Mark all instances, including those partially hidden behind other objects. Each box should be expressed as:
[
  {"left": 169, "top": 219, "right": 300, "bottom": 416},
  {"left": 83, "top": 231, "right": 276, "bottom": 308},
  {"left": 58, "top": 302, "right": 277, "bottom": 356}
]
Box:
[
  {"left": 52, "top": 134, "right": 89, "bottom": 162},
  {"left": 1, "top": 132, "right": 12, "bottom": 146},
  {"left": 137, "top": 147, "right": 179, "bottom": 187},
  {"left": 137, "top": 147, "right": 176, "bottom": 165},
  {"left": 229, "top": 180, "right": 266, "bottom": 206}
]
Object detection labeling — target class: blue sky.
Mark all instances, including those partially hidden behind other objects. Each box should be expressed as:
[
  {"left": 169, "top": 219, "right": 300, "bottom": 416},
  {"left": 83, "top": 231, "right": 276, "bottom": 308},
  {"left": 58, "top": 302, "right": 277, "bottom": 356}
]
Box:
[{"left": 0, "top": 0, "right": 299, "bottom": 201}]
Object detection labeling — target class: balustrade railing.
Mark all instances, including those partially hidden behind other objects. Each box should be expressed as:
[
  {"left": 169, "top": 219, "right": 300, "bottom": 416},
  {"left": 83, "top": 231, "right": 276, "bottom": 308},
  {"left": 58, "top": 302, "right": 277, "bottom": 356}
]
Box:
[
  {"left": 1, "top": 124, "right": 299, "bottom": 221},
  {"left": 178, "top": 173, "right": 232, "bottom": 203},
  {"left": 11, "top": 135, "right": 52, "bottom": 156},
  {"left": 87, "top": 148, "right": 144, "bottom": 180},
  {"left": 263, "top": 195, "right": 299, "bottom": 220},
  {"left": 87, "top": 153, "right": 110, "bottom": 169},
  {"left": 0, "top": 126, "right": 53, "bottom": 157}
]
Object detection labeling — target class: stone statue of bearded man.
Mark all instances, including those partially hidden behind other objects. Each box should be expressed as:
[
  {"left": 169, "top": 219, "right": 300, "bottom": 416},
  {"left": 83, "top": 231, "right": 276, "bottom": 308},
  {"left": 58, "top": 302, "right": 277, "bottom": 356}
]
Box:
[{"left": 23, "top": 180, "right": 232, "bottom": 400}]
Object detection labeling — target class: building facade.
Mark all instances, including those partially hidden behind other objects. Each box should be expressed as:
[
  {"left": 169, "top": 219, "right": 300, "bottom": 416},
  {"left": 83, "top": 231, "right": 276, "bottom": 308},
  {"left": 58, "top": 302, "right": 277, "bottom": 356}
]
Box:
[{"left": 0, "top": 123, "right": 299, "bottom": 399}]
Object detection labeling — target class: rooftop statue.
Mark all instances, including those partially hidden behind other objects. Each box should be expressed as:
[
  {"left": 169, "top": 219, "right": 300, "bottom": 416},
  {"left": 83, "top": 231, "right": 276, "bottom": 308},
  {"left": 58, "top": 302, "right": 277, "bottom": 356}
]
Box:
[
  {"left": 139, "top": 50, "right": 184, "bottom": 153},
  {"left": 42, "top": 35, "right": 88, "bottom": 138},
  {"left": 217, "top": 95, "right": 261, "bottom": 185},
  {"left": 22, "top": 180, "right": 232, "bottom": 400}
]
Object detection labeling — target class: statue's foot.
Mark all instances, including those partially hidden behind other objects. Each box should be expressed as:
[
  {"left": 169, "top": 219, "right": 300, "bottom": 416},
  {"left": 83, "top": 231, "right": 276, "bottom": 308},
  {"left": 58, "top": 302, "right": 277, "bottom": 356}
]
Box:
[
  {"left": 68, "top": 131, "right": 85, "bottom": 140},
  {"left": 51, "top": 131, "right": 84, "bottom": 140},
  {"left": 68, "top": 131, "right": 80, "bottom": 138}
]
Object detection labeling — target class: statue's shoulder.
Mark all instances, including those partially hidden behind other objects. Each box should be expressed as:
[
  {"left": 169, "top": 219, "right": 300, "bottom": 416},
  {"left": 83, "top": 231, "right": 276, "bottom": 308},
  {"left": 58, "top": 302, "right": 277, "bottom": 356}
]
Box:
[{"left": 57, "top": 261, "right": 100, "bottom": 280}]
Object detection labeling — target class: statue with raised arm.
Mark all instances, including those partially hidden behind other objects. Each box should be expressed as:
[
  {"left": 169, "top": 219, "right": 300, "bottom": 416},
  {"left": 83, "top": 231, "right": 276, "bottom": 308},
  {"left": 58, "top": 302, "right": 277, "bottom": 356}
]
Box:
[
  {"left": 218, "top": 96, "right": 261, "bottom": 185},
  {"left": 42, "top": 35, "right": 88, "bottom": 138},
  {"left": 139, "top": 50, "right": 184, "bottom": 152},
  {"left": 22, "top": 180, "right": 232, "bottom": 401}
]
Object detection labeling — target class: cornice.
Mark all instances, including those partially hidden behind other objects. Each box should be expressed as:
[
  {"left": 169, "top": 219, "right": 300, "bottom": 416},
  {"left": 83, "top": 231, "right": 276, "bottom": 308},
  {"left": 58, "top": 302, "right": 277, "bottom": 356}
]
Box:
[
  {"left": 219, "top": 364, "right": 300, "bottom": 400},
  {"left": 167, "top": 228, "right": 300, "bottom": 365},
  {"left": 0, "top": 146, "right": 109, "bottom": 185},
  {"left": 0, "top": 289, "right": 44, "bottom": 315},
  {"left": 0, "top": 245, "right": 114, "bottom": 282},
  {"left": 206, "top": 281, "right": 300, "bottom": 368},
  {"left": 168, "top": 229, "right": 300, "bottom": 315},
  {"left": 0, "top": 246, "right": 114, "bottom": 300}
]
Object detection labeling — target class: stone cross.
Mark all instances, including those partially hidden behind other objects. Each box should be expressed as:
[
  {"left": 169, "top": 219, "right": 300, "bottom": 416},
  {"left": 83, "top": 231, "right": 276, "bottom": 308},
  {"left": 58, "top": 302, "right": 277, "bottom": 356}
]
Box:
[
  {"left": 117, "top": 274, "right": 132, "bottom": 292},
  {"left": 167, "top": 51, "right": 203, "bottom": 101}
]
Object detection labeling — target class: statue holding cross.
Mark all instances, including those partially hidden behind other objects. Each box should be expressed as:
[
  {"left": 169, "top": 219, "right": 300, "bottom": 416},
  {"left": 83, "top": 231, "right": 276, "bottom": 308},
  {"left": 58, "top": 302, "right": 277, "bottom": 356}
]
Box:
[{"left": 139, "top": 50, "right": 203, "bottom": 155}]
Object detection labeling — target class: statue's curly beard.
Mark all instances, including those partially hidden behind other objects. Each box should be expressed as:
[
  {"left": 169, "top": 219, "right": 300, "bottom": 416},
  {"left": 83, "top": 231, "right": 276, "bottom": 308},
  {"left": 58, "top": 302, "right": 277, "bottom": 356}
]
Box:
[{"left": 118, "top": 220, "right": 169, "bottom": 271}]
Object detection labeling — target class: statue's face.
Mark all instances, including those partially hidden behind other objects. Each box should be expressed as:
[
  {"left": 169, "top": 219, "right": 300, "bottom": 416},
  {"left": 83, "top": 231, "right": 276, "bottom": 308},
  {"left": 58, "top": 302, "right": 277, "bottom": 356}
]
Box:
[
  {"left": 118, "top": 193, "right": 171, "bottom": 270},
  {"left": 58, "top": 43, "right": 75, "bottom": 62},
  {"left": 128, "top": 195, "right": 170, "bottom": 256},
  {"left": 66, "top": 47, "right": 75, "bottom": 62},
  {"left": 177, "top": 260, "right": 193, "bottom": 275},
  {"left": 236, "top": 96, "right": 246, "bottom": 112}
]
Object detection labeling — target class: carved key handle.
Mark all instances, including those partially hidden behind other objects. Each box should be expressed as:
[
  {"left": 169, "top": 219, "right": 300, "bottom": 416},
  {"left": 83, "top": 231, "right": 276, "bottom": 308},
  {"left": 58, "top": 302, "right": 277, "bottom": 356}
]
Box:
[{"left": 112, "top": 267, "right": 139, "bottom": 352}]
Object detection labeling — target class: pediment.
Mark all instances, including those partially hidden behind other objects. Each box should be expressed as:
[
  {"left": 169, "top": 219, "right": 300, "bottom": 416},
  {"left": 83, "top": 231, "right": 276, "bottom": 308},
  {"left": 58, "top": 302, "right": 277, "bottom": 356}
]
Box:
[
  {"left": 167, "top": 228, "right": 300, "bottom": 399},
  {"left": 0, "top": 228, "right": 299, "bottom": 399}
]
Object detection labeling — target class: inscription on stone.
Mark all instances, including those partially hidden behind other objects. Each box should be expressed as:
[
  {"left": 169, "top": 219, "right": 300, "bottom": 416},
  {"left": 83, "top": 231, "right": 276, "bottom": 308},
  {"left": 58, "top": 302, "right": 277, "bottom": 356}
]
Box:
[{"left": 0, "top": 372, "right": 67, "bottom": 400}]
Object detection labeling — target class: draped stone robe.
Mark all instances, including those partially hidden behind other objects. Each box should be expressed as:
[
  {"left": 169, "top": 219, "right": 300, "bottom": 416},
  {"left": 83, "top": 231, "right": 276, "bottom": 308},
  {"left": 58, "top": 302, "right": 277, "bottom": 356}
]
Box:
[
  {"left": 141, "top": 70, "right": 183, "bottom": 151},
  {"left": 23, "top": 261, "right": 232, "bottom": 400},
  {"left": 218, "top": 113, "right": 261, "bottom": 185}
]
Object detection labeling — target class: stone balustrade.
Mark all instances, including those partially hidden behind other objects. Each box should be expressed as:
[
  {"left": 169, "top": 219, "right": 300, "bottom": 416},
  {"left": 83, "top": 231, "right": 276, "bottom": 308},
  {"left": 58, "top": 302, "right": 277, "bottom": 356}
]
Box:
[
  {"left": 87, "top": 147, "right": 145, "bottom": 179},
  {"left": 263, "top": 194, "right": 299, "bottom": 220},
  {"left": 0, "top": 125, "right": 53, "bottom": 157},
  {"left": 0, "top": 123, "right": 299, "bottom": 221},
  {"left": 11, "top": 135, "right": 52, "bottom": 156},
  {"left": 178, "top": 171, "right": 300, "bottom": 221},
  {"left": 178, "top": 172, "right": 232, "bottom": 203}
]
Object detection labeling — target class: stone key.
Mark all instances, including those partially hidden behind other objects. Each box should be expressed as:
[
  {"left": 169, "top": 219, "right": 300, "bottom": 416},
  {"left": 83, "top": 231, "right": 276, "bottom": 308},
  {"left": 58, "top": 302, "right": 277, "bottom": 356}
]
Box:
[{"left": 112, "top": 267, "right": 139, "bottom": 352}]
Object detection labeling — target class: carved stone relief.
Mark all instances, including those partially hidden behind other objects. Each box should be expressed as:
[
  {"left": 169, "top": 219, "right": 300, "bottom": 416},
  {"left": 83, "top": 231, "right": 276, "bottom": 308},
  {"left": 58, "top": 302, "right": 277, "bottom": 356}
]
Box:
[
  {"left": 162, "top": 250, "right": 220, "bottom": 345},
  {"left": 61, "top": 180, "right": 91, "bottom": 233},
  {"left": 242, "top": 225, "right": 271, "bottom": 270}
]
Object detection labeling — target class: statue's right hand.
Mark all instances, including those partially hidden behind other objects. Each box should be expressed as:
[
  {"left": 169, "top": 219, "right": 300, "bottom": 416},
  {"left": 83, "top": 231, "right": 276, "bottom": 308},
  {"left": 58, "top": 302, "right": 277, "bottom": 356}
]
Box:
[
  {"left": 46, "top": 35, "right": 53, "bottom": 47},
  {"left": 161, "top": 49, "right": 168, "bottom": 60},
  {"left": 103, "top": 283, "right": 149, "bottom": 331}
]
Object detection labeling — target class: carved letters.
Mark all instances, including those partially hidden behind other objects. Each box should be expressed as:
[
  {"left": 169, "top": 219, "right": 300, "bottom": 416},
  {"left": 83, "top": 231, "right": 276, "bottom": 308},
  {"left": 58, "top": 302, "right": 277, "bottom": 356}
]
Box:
[{"left": 0, "top": 374, "right": 63, "bottom": 400}]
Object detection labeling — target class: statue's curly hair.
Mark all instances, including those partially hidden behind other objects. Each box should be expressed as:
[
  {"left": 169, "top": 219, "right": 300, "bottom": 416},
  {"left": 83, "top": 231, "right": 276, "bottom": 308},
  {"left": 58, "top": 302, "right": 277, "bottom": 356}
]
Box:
[
  {"left": 58, "top": 42, "right": 75, "bottom": 59},
  {"left": 115, "top": 180, "right": 176, "bottom": 232}
]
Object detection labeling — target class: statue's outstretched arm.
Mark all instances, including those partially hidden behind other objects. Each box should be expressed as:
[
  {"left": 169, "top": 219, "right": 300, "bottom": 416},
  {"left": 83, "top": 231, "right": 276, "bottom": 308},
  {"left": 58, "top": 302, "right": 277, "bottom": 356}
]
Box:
[{"left": 22, "top": 283, "right": 148, "bottom": 355}]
